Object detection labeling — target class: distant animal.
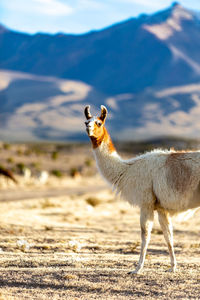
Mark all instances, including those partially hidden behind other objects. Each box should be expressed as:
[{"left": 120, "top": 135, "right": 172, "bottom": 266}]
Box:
[
  {"left": 84, "top": 105, "right": 200, "bottom": 273},
  {"left": 36, "top": 170, "right": 49, "bottom": 184},
  {"left": 0, "top": 166, "right": 17, "bottom": 183},
  {"left": 22, "top": 167, "right": 31, "bottom": 180}
]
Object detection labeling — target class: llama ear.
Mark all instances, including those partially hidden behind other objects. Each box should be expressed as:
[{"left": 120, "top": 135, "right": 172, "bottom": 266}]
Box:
[
  {"left": 100, "top": 105, "right": 107, "bottom": 122},
  {"left": 84, "top": 105, "right": 92, "bottom": 120}
]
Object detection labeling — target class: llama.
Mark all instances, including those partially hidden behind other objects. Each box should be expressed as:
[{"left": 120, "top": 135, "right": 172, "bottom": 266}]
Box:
[
  {"left": 84, "top": 105, "right": 200, "bottom": 274},
  {"left": 0, "top": 166, "right": 17, "bottom": 183}
]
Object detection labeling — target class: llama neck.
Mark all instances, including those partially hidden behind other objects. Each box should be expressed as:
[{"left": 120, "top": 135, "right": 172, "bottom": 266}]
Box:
[{"left": 91, "top": 128, "right": 127, "bottom": 186}]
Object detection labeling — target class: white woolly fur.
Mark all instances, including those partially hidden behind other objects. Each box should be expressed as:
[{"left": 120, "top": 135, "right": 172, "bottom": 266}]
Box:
[{"left": 94, "top": 145, "right": 200, "bottom": 213}]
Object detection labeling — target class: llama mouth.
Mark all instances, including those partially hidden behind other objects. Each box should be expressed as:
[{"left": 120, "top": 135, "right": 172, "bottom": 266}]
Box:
[{"left": 86, "top": 127, "right": 91, "bottom": 135}]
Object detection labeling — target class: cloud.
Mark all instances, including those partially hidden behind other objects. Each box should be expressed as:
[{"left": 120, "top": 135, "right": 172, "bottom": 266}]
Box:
[
  {"left": 115, "top": 0, "right": 171, "bottom": 9},
  {"left": 33, "top": 0, "right": 73, "bottom": 16},
  {"left": 1, "top": 0, "right": 73, "bottom": 17},
  {"left": 77, "top": 0, "right": 107, "bottom": 11}
]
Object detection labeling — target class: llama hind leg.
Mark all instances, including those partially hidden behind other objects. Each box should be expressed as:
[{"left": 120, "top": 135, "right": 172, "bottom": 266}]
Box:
[
  {"left": 158, "top": 209, "right": 176, "bottom": 272},
  {"left": 129, "top": 207, "right": 154, "bottom": 274}
]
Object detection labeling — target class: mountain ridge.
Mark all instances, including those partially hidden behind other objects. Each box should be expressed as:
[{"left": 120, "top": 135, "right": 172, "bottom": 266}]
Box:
[{"left": 1, "top": 3, "right": 200, "bottom": 142}]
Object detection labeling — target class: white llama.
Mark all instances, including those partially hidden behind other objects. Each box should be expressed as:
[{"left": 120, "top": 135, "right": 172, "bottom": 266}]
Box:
[{"left": 84, "top": 105, "right": 200, "bottom": 274}]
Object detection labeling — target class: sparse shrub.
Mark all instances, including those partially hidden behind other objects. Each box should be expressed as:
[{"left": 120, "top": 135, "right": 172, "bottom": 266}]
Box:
[
  {"left": 7, "top": 157, "right": 14, "bottom": 164},
  {"left": 16, "top": 148, "right": 23, "bottom": 156},
  {"left": 85, "top": 158, "right": 93, "bottom": 167},
  {"left": 44, "top": 225, "right": 53, "bottom": 231},
  {"left": 16, "top": 162, "right": 25, "bottom": 172},
  {"left": 24, "top": 149, "right": 32, "bottom": 156},
  {"left": 51, "top": 169, "right": 63, "bottom": 177},
  {"left": 85, "top": 197, "right": 102, "bottom": 207},
  {"left": 3, "top": 143, "right": 11, "bottom": 150},
  {"left": 31, "top": 146, "right": 43, "bottom": 156},
  {"left": 41, "top": 245, "right": 51, "bottom": 250},
  {"left": 51, "top": 151, "right": 58, "bottom": 160},
  {"left": 69, "top": 167, "right": 79, "bottom": 178},
  {"left": 31, "top": 162, "right": 41, "bottom": 170}
]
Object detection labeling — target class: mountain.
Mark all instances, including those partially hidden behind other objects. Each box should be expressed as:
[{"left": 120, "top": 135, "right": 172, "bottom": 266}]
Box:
[{"left": 1, "top": 3, "right": 200, "bottom": 142}]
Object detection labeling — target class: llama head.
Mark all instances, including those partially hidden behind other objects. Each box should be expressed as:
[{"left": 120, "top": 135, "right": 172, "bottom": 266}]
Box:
[{"left": 84, "top": 105, "right": 107, "bottom": 138}]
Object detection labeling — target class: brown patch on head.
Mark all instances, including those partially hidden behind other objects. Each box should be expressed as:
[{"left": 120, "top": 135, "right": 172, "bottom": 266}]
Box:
[
  {"left": 90, "top": 117, "right": 105, "bottom": 145},
  {"left": 85, "top": 105, "right": 115, "bottom": 153},
  {"left": 90, "top": 125, "right": 116, "bottom": 153},
  {"left": 166, "top": 152, "right": 192, "bottom": 193}
]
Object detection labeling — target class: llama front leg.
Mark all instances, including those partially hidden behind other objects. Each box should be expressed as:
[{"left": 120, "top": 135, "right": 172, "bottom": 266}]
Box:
[
  {"left": 129, "top": 207, "right": 154, "bottom": 274},
  {"left": 157, "top": 209, "right": 176, "bottom": 272}
]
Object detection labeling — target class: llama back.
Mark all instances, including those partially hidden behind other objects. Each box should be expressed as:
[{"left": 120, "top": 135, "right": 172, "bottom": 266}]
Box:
[
  {"left": 119, "top": 150, "right": 200, "bottom": 212},
  {"left": 151, "top": 151, "right": 200, "bottom": 213}
]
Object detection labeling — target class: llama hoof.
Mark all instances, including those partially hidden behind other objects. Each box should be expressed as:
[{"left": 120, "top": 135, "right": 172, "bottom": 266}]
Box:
[
  {"left": 128, "top": 269, "right": 142, "bottom": 275},
  {"left": 169, "top": 267, "right": 176, "bottom": 272},
  {"left": 165, "top": 267, "right": 176, "bottom": 273}
]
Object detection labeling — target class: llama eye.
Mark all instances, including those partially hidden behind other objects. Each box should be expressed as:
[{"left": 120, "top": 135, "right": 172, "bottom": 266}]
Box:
[{"left": 96, "top": 121, "right": 102, "bottom": 127}]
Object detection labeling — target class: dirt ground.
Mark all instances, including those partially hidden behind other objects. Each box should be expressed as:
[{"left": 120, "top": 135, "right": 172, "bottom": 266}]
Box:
[{"left": 0, "top": 143, "right": 200, "bottom": 299}]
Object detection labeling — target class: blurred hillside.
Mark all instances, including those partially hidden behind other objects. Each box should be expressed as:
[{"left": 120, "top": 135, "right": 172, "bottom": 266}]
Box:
[{"left": 1, "top": 2, "right": 200, "bottom": 141}]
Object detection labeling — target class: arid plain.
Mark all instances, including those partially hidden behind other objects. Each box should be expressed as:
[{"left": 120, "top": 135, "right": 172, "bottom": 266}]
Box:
[{"left": 0, "top": 142, "right": 200, "bottom": 299}]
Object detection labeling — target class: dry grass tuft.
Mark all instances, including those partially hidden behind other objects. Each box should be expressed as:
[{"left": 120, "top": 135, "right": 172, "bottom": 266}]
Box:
[
  {"left": 64, "top": 274, "right": 78, "bottom": 280},
  {"left": 68, "top": 240, "right": 82, "bottom": 252},
  {"left": 44, "top": 225, "right": 53, "bottom": 231},
  {"left": 152, "top": 228, "right": 163, "bottom": 235},
  {"left": 130, "top": 242, "right": 140, "bottom": 252},
  {"left": 85, "top": 196, "right": 102, "bottom": 207},
  {"left": 40, "top": 198, "right": 57, "bottom": 209},
  {"left": 69, "top": 167, "right": 80, "bottom": 178},
  {"left": 189, "top": 243, "right": 200, "bottom": 248}
]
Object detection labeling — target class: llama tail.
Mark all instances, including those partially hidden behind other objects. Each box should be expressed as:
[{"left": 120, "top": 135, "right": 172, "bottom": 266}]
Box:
[{"left": 0, "top": 167, "right": 18, "bottom": 183}]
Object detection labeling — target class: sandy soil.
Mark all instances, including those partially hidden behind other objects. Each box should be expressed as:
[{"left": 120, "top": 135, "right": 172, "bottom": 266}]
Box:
[{"left": 0, "top": 144, "right": 200, "bottom": 299}]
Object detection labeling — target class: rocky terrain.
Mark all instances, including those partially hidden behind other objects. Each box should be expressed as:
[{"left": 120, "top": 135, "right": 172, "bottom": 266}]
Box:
[{"left": 0, "top": 143, "right": 200, "bottom": 299}]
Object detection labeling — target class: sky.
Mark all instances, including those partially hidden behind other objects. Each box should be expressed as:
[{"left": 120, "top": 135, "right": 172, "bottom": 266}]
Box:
[{"left": 0, "top": 0, "right": 199, "bottom": 35}]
